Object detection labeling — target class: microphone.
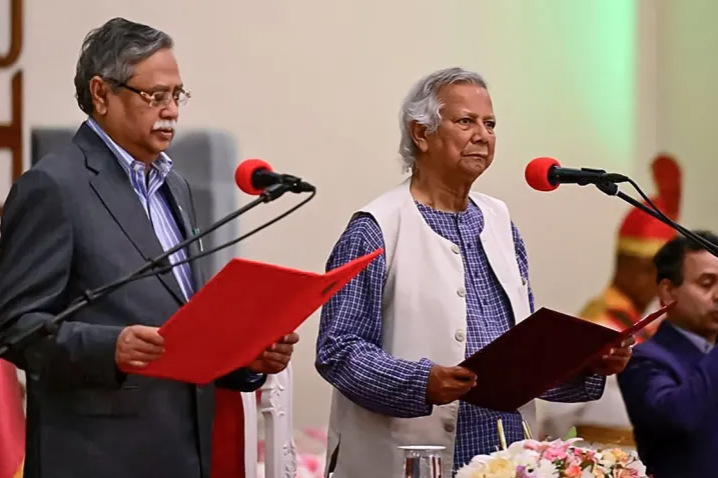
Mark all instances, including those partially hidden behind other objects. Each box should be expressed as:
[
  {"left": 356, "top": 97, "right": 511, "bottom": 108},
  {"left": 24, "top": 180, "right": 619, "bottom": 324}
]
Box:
[
  {"left": 525, "top": 157, "right": 629, "bottom": 192},
  {"left": 524, "top": 156, "right": 718, "bottom": 261},
  {"left": 0, "top": 159, "right": 317, "bottom": 359},
  {"left": 235, "top": 159, "right": 315, "bottom": 195}
]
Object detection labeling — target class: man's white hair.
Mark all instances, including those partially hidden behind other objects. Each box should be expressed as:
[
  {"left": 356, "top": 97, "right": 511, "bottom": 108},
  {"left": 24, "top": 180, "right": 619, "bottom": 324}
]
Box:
[{"left": 398, "top": 67, "right": 487, "bottom": 171}]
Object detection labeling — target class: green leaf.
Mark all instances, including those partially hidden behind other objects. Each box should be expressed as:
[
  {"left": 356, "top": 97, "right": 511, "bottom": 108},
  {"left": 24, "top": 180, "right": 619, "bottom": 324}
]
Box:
[{"left": 563, "top": 426, "right": 578, "bottom": 440}]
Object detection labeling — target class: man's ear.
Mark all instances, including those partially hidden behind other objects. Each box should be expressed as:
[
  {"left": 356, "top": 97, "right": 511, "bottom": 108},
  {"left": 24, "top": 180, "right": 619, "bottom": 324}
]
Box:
[
  {"left": 89, "top": 76, "right": 110, "bottom": 115},
  {"left": 409, "top": 121, "right": 430, "bottom": 154},
  {"left": 657, "top": 278, "right": 676, "bottom": 306}
]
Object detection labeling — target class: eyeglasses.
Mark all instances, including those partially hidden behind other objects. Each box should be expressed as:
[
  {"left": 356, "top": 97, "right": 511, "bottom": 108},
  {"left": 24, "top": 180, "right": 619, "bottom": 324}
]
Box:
[{"left": 118, "top": 83, "right": 191, "bottom": 108}]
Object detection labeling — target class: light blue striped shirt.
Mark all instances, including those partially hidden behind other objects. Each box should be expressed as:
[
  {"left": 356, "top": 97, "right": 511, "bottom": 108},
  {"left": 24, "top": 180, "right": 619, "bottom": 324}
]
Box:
[
  {"left": 87, "top": 118, "right": 195, "bottom": 301},
  {"left": 670, "top": 323, "right": 715, "bottom": 354}
]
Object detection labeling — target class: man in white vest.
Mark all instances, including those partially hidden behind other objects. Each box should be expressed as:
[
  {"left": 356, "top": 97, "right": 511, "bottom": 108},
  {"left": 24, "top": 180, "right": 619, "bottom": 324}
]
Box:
[{"left": 315, "top": 67, "right": 634, "bottom": 478}]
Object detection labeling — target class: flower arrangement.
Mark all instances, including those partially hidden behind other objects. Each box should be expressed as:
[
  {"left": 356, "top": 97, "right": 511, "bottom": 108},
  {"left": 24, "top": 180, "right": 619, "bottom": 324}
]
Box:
[{"left": 455, "top": 437, "right": 647, "bottom": 478}]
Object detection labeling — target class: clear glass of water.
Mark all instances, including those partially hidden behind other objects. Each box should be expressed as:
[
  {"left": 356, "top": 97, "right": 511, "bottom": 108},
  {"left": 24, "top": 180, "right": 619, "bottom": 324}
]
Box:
[{"left": 398, "top": 445, "right": 445, "bottom": 478}]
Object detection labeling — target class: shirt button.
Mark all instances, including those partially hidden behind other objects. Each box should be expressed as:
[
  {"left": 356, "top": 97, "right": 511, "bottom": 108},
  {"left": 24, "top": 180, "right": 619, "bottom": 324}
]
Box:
[
  {"left": 457, "top": 286, "right": 466, "bottom": 298},
  {"left": 521, "top": 277, "right": 527, "bottom": 286},
  {"left": 444, "top": 421, "right": 455, "bottom": 433},
  {"left": 454, "top": 328, "right": 466, "bottom": 342},
  {"left": 450, "top": 244, "right": 460, "bottom": 255}
]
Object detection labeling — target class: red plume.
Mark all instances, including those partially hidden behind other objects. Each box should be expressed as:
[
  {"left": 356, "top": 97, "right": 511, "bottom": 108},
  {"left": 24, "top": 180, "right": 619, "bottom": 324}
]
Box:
[
  {"left": 651, "top": 153, "right": 681, "bottom": 220},
  {"left": 616, "top": 153, "right": 682, "bottom": 257}
]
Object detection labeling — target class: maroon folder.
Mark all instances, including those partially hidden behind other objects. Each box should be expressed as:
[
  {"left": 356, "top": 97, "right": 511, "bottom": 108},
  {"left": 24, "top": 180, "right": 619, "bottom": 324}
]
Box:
[
  {"left": 126, "top": 248, "right": 383, "bottom": 384},
  {"left": 459, "top": 304, "right": 672, "bottom": 411}
]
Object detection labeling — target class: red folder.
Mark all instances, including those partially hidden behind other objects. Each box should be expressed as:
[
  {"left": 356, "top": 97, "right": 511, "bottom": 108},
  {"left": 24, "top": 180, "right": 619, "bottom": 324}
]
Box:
[
  {"left": 459, "top": 304, "right": 672, "bottom": 411},
  {"left": 130, "top": 249, "right": 383, "bottom": 384}
]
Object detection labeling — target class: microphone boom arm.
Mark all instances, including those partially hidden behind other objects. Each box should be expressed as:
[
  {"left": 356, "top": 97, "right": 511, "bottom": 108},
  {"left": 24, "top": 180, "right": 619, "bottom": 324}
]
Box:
[
  {"left": 0, "top": 182, "right": 310, "bottom": 359},
  {"left": 594, "top": 181, "right": 718, "bottom": 259}
]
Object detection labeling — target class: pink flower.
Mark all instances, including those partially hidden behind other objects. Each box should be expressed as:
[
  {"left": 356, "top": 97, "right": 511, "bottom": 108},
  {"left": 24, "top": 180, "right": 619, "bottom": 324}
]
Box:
[
  {"left": 583, "top": 449, "right": 597, "bottom": 461},
  {"left": 542, "top": 446, "right": 568, "bottom": 462},
  {"left": 523, "top": 440, "right": 543, "bottom": 451},
  {"left": 564, "top": 462, "right": 583, "bottom": 477}
]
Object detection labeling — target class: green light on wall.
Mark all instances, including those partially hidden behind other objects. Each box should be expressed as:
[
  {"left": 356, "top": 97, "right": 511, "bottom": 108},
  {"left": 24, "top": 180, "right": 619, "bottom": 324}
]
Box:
[{"left": 572, "top": 0, "right": 637, "bottom": 169}]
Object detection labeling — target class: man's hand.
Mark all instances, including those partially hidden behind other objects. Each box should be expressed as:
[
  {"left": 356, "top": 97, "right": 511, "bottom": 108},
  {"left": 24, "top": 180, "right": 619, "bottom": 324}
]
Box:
[
  {"left": 591, "top": 335, "right": 635, "bottom": 376},
  {"left": 426, "top": 365, "right": 477, "bottom": 405},
  {"left": 115, "top": 325, "right": 165, "bottom": 370},
  {"left": 247, "top": 333, "right": 299, "bottom": 375}
]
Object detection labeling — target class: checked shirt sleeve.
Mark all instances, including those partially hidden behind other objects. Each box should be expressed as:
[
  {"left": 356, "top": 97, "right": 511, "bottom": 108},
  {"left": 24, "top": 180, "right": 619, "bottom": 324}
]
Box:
[{"left": 315, "top": 214, "right": 434, "bottom": 418}]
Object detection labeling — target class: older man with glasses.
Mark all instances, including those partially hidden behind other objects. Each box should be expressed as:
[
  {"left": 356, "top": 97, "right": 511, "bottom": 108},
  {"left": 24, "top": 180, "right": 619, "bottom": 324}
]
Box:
[{"left": 0, "top": 17, "right": 297, "bottom": 478}]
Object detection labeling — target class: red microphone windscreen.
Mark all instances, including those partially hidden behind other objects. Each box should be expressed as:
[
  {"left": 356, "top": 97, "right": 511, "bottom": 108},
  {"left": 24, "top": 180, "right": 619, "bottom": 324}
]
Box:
[
  {"left": 525, "top": 157, "right": 561, "bottom": 192},
  {"left": 235, "top": 159, "right": 273, "bottom": 195}
]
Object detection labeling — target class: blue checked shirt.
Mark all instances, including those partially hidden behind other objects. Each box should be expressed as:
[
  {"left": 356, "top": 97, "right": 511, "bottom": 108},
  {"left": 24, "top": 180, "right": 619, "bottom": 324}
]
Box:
[
  {"left": 316, "top": 200, "right": 605, "bottom": 472},
  {"left": 87, "top": 118, "right": 195, "bottom": 300}
]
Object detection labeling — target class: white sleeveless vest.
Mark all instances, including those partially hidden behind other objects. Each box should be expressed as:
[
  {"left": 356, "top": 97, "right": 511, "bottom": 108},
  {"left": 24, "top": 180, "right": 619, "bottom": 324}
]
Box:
[{"left": 325, "top": 180, "right": 533, "bottom": 478}]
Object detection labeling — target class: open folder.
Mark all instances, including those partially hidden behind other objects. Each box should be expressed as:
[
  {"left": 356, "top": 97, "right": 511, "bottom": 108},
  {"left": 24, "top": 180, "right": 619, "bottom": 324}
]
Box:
[
  {"left": 459, "top": 304, "right": 672, "bottom": 411},
  {"left": 130, "top": 248, "right": 383, "bottom": 384}
]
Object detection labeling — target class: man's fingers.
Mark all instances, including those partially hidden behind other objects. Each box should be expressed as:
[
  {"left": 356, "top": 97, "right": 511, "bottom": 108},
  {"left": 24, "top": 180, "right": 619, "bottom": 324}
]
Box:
[
  {"left": 262, "top": 360, "right": 289, "bottom": 372},
  {"left": 126, "top": 351, "right": 163, "bottom": 362},
  {"left": 450, "top": 366, "right": 476, "bottom": 381},
  {"left": 128, "top": 341, "right": 165, "bottom": 355},
  {"left": 127, "top": 360, "right": 149, "bottom": 369},
  {"left": 260, "top": 351, "right": 291, "bottom": 365},
  {"left": 620, "top": 335, "right": 637, "bottom": 347},
  {"left": 133, "top": 327, "right": 165, "bottom": 346},
  {"left": 268, "top": 343, "right": 294, "bottom": 355},
  {"left": 454, "top": 381, "right": 475, "bottom": 394},
  {"left": 280, "top": 333, "right": 300, "bottom": 345},
  {"left": 602, "top": 348, "right": 632, "bottom": 360},
  {"left": 439, "top": 382, "right": 474, "bottom": 403}
]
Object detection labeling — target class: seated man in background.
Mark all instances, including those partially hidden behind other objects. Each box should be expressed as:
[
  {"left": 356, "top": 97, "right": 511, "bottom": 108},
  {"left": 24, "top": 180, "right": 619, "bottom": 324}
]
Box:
[{"left": 618, "top": 230, "right": 718, "bottom": 478}]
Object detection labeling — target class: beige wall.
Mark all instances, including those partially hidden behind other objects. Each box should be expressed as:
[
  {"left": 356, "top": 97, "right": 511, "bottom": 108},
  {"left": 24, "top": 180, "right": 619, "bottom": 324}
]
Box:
[
  {"left": 658, "top": 0, "right": 718, "bottom": 229},
  {"left": 1, "top": 0, "right": 716, "bottom": 429}
]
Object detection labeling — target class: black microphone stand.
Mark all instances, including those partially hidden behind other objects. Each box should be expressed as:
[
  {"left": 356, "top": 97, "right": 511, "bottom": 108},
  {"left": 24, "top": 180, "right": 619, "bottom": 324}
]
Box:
[
  {"left": 594, "top": 181, "right": 718, "bottom": 260},
  {"left": 0, "top": 182, "right": 305, "bottom": 359}
]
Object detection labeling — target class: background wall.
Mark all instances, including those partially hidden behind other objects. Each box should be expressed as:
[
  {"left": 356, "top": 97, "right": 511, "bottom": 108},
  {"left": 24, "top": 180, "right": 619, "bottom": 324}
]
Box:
[{"left": 1, "top": 0, "right": 715, "bottom": 429}]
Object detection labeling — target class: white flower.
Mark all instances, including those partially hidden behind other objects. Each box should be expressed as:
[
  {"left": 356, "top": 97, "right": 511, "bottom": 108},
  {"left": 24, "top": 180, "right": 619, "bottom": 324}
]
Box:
[
  {"left": 535, "top": 458, "right": 559, "bottom": 478},
  {"left": 511, "top": 449, "right": 541, "bottom": 468},
  {"left": 454, "top": 462, "right": 482, "bottom": 478},
  {"left": 598, "top": 450, "right": 618, "bottom": 467},
  {"left": 455, "top": 456, "right": 490, "bottom": 478},
  {"left": 627, "top": 457, "right": 647, "bottom": 476},
  {"left": 506, "top": 440, "right": 541, "bottom": 465},
  {"left": 507, "top": 440, "right": 530, "bottom": 455}
]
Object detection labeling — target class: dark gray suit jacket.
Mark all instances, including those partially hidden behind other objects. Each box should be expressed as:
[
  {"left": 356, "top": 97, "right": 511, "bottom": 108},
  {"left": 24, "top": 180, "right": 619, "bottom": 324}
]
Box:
[{"left": 0, "top": 123, "right": 260, "bottom": 478}]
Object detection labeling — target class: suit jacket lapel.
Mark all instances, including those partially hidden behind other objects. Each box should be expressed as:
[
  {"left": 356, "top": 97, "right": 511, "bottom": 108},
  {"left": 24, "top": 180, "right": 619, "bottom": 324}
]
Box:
[
  {"left": 164, "top": 172, "right": 205, "bottom": 291},
  {"left": 75, "top": 123, "right": 187, "bottom": 305}
]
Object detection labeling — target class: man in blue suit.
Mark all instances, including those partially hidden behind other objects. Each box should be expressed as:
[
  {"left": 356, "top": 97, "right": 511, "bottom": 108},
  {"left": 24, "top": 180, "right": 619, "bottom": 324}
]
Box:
[{"left": 618, "top": 230, "right": 718, "bottom": 477}]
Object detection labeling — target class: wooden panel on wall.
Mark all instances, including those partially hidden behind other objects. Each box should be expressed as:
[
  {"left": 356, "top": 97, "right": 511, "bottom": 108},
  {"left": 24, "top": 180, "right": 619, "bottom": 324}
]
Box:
[{"left": 0, "top": 0, "right": 24, "bottom": 214}]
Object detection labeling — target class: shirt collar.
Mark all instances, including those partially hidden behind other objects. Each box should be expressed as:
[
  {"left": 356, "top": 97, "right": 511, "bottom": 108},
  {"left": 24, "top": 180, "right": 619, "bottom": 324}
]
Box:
[
  {"left": 669, "top": 323, "right": 715, "bottom": 354},
  {"left": 86, "top": 117, "right": 173, "bottom": 179}
]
